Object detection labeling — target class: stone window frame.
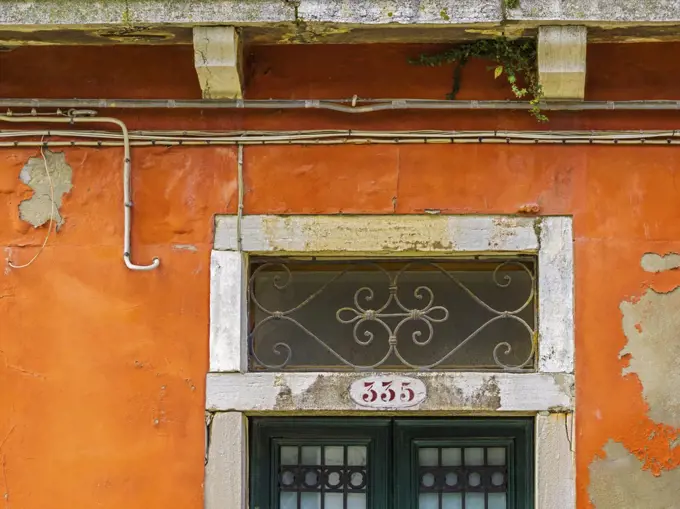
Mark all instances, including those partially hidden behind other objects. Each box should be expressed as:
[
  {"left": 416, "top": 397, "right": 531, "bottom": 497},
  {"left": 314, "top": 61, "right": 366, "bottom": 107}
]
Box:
[{"left": 205, "top": 214, "right": 575, "bottom": 509}]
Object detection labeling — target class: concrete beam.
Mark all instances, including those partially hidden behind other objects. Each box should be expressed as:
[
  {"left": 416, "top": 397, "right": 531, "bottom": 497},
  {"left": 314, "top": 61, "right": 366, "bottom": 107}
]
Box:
[
  {"left": 0, "top": 1, "right": 501, "bottom": 26},
  {"left": 538, "top": 26, "right": 587, "bottom": 100},
  {"left": 508, "top": 0, "right": 680, "bottom": 22},
  {"left": 2, "top": 2, "right": 680, "bottom": 47},
  {"left": 2, "top": 0, "right": 680, "bottom": 27},
  {"left": 193, "top": 26, "right": 243, "bottom": 100}
]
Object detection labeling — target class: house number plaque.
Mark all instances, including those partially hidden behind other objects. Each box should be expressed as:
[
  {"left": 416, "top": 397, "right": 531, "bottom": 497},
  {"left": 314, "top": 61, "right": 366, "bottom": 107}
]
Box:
[{"left": 349, "top": 375, "right": 427, "bottom": 409}]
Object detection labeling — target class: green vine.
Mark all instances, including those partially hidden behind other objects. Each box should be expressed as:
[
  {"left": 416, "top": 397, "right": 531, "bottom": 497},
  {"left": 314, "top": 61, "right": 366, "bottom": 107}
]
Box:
[{"left": 410, "top": 37, "right": 547, "bottom": 122}]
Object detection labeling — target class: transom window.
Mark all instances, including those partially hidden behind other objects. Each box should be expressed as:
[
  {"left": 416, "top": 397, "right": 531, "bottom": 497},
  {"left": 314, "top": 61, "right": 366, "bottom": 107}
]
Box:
[
  {"left": 250, "top": 418, "right": 533, "bottom": 509},
  {"left": 248, "top": 258, "right": 536, "bottom": 372}
]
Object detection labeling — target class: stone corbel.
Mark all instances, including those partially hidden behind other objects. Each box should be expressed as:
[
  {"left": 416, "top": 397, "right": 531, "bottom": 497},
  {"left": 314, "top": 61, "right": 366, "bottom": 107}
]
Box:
[
  {"left": 193, "top": 26, "right": 243, "bottom": 99},
  {"left": 538, "top": 26, "right": 587, "bottom": 100}
]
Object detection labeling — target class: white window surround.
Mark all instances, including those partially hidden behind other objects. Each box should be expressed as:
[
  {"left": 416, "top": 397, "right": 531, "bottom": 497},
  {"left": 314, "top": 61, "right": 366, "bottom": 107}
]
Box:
[{"left": 205, "top": 214, "right": 575, "bottom": 509}]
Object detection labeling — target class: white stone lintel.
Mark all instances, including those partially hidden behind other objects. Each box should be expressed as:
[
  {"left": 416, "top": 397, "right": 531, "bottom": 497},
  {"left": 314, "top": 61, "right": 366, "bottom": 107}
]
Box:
[
  {"left": 206, "top": 372, "right": 574, "bottom": 413},
  {"left": 214, "top": 215, "right": 540, "bottom": 254},
  {"left": 193, "top": 25, "right": 243, "bottom": 99},
  {"left": 538, "top": 25, "right": 587, "bottom": 100}
]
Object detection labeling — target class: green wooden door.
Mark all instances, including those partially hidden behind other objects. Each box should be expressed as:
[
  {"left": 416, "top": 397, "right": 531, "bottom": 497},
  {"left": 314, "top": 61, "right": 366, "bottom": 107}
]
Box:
[{"left": 250, "top": 418, "right": 533, "bottom": 509}]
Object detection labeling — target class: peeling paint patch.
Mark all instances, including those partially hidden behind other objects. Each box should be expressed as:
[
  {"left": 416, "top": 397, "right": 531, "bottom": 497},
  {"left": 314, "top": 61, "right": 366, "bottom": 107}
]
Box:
[
  {"left": 641, "top": 252, "right": 680, "bottom": 273},
  {"left": 671, "top": 435, "right": 680, "bottom": 450},
  {"left": 589, "top": 440, "right": 680, "bottom": 508},
  {"left": 18, "top": 150, "right": 72, "bottom": 229},
  {"left": 172, "top": 244, "right": 198, "bottom": 252},
  {"left": 620, "top": 287, "right": 680, "bottom": 427}
]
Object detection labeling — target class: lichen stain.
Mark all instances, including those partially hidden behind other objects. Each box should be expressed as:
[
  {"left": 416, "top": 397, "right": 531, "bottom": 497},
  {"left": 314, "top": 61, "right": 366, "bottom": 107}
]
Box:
[
  {"left": 589, "top": 441, "right": 680, "bottom": 508},
  {"left": 620, "top": 286, "right": 680, "bottom": 428},
  {"left": 273, "top": 374, "right": 352, "bottom": 411},
  {"left": 272, "top": 373, "right": 501, "bottom": 412}
]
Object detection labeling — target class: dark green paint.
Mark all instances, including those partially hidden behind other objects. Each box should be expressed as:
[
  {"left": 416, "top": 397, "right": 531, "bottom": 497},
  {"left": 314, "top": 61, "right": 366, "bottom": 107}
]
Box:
[{"left": 250, "top": 417, "right": 533, "bottom": 509}]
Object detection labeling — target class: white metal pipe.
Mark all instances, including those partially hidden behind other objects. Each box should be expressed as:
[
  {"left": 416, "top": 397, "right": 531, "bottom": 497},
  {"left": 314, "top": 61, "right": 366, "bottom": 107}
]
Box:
[
  {"left": 0, "top": 114, "right": 160, "bottom": 271},
  {"left": 2, "top": 98, "right": 680, "bottom": 112}
]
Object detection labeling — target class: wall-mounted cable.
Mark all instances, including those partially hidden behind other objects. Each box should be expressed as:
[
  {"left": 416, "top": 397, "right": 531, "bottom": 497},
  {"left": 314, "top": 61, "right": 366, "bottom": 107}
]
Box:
[
  {"left": 0, "top": 111, "right": 160, "bottom": 271},
  {"left": 8, "top": 139, "right": 55, "bottom": 269}
]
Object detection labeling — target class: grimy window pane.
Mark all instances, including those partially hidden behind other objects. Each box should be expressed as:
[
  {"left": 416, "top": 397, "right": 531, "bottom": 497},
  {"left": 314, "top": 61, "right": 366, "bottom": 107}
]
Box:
[{"left": 250, "top": 258, "right": 536, "bottom": 372}]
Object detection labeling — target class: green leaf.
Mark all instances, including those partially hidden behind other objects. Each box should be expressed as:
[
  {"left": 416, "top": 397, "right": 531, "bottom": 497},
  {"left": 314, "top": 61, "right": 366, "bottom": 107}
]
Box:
[{"left": 494, "top": 66, "right": 504, "bottom": 79}]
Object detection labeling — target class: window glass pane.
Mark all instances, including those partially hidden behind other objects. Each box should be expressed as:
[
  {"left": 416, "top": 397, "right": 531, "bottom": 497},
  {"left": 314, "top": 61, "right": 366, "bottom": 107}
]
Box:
[
  {"left": 325, "top": 446, "right": 344, "bottom": 466},
  {"left": 250, "top": 259, "right": 536, "bottom": 372},
  {"left": 421, "top": 472, "right": 436, "bottom": 488},
  {"left": 325, "top": 492, "right": 343, "bottom": 509},
  {"left": 347, "top": 493, "right": 367, "bottom": 509},
  {"left": 347, "top": 445, "right": 367, "bottom": 466},
  {"left": 441, "top": 448, "right": 462, "bottom": 466},
  {"left": 280, "top": 492, "right": 297, "bottom": 509},
  {"left": 442, "top": 493, "right": 463, "bottom": 509},
  {"left": 281, "top": 446, "right": 299, "bottom": 464},
  {"left": 349, "top": 470, "right": 366, "bottom": 489},
  {"left": 488, "top": 492, "right": 507, "bottom": 509},
  {"left": 464, "top": 448, "right": 484, "bottom": 466},
  {"left": 466, "top": 493, "right": 485, "bottom": 509},
  {"left": 301, "top": 446, "right": 321, "bottom": 464},
  {"left": 487, "top": 447, "right": 506, "bottom": 466},
  {"left": 280, "top": 469, "right": 295, "bottom": 487},
  {"left": 304, "top": 469, "right": 320, "bottom": 487},
  {"left": 445, "top": 472, "right": 459, "bottom": 488},
  {"left": 468, "top": 471, "right": 482, "bottom": 487},
  {"left": 300, "top": 492, "right": 320, "bottom": 509},
  {"left": 419, "top": 493, "right": 439, "bottom": 509},
  {"left": 419, "top": 448, "right": 439, "bottom": 467}
]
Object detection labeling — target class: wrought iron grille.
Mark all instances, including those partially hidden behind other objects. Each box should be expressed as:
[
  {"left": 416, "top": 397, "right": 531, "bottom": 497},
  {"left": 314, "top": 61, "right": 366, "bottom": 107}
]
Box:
[{"left": 249, "top": 258, "right": 537, "bottom": 372}]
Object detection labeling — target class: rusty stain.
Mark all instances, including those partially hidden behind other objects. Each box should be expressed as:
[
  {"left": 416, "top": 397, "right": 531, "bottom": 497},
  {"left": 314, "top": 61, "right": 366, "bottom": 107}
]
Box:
[{"left": 517, "top": 203, "right": 541, "bottom": 214}]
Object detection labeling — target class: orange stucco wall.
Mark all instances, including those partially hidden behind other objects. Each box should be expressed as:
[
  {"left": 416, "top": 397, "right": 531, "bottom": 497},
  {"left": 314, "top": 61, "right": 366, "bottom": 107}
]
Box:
[{"left": 2, "top": 42, "right": 680, "bottom": 508}]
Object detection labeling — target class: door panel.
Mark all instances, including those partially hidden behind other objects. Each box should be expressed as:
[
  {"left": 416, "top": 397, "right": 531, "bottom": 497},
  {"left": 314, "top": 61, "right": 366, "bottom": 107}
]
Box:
[
  {"left": 393, "top": 419, "right": 533, "bottom": 509},
  {"left": 250, "top": 418, "right": 391, "bottom": 509}
]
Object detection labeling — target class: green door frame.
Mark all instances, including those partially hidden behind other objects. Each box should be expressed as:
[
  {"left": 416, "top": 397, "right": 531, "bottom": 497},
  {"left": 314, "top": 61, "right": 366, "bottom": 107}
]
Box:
[{"left": 250, "top": 417, "right": 533, "bottom": 509}]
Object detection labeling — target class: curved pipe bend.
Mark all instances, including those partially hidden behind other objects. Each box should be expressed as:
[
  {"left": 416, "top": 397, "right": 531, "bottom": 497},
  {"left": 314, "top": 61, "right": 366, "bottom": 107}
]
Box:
[{"left": 0, "top": 113, "right": 160, "bottom": 271}]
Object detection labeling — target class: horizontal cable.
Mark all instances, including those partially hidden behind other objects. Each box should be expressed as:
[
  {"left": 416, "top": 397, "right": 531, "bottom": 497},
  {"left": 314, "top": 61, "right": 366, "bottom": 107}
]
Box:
[{"left": 1, "top": 128, "right": 680, "bottom": 146}]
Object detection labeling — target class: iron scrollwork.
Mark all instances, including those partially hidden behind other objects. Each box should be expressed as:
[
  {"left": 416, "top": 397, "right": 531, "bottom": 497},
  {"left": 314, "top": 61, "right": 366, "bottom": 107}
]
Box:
[{"left": 249, "top": 260, "right": 536, "bottom": 372}]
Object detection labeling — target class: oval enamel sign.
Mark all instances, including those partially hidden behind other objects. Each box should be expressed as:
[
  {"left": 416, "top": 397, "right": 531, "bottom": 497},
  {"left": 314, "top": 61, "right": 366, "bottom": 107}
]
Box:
[{"left": 349, "top": 375, "right": 427, "bottom": 409}]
